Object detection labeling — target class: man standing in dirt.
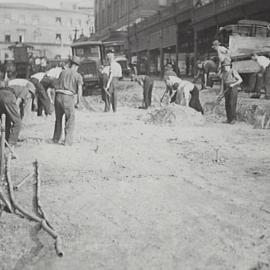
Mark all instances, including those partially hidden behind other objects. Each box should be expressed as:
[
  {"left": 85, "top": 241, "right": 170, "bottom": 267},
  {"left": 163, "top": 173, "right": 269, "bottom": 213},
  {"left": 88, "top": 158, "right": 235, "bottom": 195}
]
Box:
[
  {"left": 52, "top": 56, "right": 82, "bottom": 146},
  {"left": 218, "top": 59, "right": 242, "bottom": 124},
  {"left": 99, "top": 65, "right": 110, "bottom": 112},
  {"left": 250, "top": 53, "right": 270, "bottom": 99},
  {"left": 0, "top": 81, "right": 25, "bottom": 146},
  {"left": 195, "top": 57, "right": 218, "bottom": 90},
  {"left": 134, "top": 75, "right": 154, "bottom": 109},
  {"left": 212, "top": 40, "right": 231, "bottom": 70},
  {"left": 30, "top": 72, "right": 55, "bottom": 116},
  {"left": 105, "top": 50, "right": 122, "bottom": 112},
  {"left": 164, "top": 75, "right": 204, "bottom": 114}
]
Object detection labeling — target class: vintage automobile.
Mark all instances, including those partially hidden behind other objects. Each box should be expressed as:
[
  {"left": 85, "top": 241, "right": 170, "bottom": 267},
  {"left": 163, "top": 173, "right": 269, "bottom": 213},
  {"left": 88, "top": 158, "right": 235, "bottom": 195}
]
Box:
[{"left": 71, "top": 39, "right": 104, "bottom": 95}]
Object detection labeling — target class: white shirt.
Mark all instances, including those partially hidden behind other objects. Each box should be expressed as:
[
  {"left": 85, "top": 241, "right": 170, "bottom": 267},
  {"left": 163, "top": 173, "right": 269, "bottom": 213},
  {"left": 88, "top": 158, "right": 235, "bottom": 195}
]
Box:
[
  {"left": 102, "top": 66, "right": 110, "bottom": 76},
  {"left": 166, "top": 76, "right": 195, "bottom": 106},
  {"left": 256, "top": 56, "right": 270, "bottom": 69},
  {"left": 167, "top": 76, "right": 194, "bottom": 94},
  {"left": 110, "top": 61, "right": 122, "bottom": 78},
  {"left": 31, "top": 72, "right": 46, "bottom": 82},
  {"left": 8, "top": 79, "right": 36, "bottom": 94},
  {"left": 217, "top": 46, "right": 230, "bottom": 63},
  {"left": 46, "top": 67, "right": 63, "bottom": 79}
]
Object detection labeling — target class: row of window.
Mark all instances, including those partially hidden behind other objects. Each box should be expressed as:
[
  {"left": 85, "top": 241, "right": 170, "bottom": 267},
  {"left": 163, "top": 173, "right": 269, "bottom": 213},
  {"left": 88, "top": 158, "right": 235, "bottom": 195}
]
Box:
[
  {"left": 3, "top": 33, "right": 74, "bottom": 43},
  {"left": 2, "top": 15, "right": 83, "bottom": 27}
]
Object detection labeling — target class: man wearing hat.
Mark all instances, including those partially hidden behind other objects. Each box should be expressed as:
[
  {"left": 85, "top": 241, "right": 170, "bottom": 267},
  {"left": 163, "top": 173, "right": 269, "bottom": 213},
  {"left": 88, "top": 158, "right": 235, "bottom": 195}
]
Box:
[
  {"left": 212, "top": 40, "right": 231, "bottom": 70},
  {"left": 53, "top": 56, "right": 83, "bottom": 146},
  {"left": 218, "top": 58, "right": 242, "bottom": 124},
  {"left": 104, "top": 49, "right": 122, "bottom": 112},
  {"left": 250, "top": 53, "right": 270, "bottom": 99},
  {"left": 164, "top": 63, "right": 177, "bottom": 77}
]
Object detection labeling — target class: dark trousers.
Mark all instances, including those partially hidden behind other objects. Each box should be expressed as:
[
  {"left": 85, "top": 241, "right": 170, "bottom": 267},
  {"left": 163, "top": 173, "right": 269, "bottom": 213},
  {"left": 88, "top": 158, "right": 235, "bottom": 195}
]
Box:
[
  {"left": 254, "top": 66, "right": 270, "bottom": 98},
  {"left": 53, "top": 93, "right": 75, "bottom": 145},
  {"left": 30, "top": 78, "right": 52, "bottom": 116},
  {"left": 224, "top": 85, "right": 238, "bottom": 122},
  {"left": 0, "top": 90, "right": 22, "bottom": 145},
  {"left": 143, "top": 77, "right": 153, "bottom": 108},
  {"left": 189, "top": 86, "right": 204, "bottom": 114},
  {"left": 100, "top": 73, "right": 110, "bottom": 112},
  {"left": 107, "top": 78, "right": 118, "bottom": 112},
  {"left": 265, "top": 66, "right": 270, "bottom": 98}
]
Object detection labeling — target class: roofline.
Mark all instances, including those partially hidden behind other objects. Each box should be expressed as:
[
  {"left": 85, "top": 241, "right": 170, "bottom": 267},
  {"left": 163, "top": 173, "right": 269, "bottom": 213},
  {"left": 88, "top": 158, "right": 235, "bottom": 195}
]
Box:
[
  {"left": 71, "top": 40, "right": 103, "bottom": 47},
  {"left": 0, "top": 3, "right": 89, "bottom": 15}
]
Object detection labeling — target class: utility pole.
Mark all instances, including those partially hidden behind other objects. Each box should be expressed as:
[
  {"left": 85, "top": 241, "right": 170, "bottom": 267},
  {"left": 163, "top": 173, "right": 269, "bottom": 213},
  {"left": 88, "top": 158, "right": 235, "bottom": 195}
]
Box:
[
  {"left": 127, "top": 0, "right": 130, "bottom": 61},
  {"left": 73, "top": 27, "right": 79, "bottom": 41}
]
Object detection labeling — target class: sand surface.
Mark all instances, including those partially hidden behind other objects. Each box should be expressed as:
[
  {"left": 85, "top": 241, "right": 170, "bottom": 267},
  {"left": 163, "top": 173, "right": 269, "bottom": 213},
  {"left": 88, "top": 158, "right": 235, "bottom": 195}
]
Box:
[{"left": 0, "top": 80, "right": 269, "bottom": 270}]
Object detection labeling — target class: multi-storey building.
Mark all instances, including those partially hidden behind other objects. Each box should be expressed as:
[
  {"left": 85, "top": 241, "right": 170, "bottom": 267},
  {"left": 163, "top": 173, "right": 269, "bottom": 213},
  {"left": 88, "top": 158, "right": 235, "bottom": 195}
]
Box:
[
  {"left": 94, "top": 0, "right": 175, "bottom": 40},
  {"left": 0, "top": 3, "right": 92, "bottom": 61},
  {"left": 127, "top": 0, "right": 270, "bottom": 75}
]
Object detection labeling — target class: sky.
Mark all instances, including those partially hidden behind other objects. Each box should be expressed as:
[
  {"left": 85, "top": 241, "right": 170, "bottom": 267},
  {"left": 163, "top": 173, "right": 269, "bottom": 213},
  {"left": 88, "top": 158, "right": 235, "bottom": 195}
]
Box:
[{"left": 0, "top": 0, "right": 94, "bottom": 8}]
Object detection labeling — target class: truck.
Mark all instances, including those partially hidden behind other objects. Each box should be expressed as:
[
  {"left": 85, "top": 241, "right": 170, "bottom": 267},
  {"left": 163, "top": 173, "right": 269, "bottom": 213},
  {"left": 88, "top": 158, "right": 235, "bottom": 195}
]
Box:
[
  {"left": 71, "top": 39, "right": 104, "bottom": 95},
  {"left": 103, "top": 40, "right": 130, "bottom": 78},
  {"left": 7, "top": 43, "right": 33, "bottom": 78},
  {"left": 218, "top": 19, "right": 270, "bottom": 91}
]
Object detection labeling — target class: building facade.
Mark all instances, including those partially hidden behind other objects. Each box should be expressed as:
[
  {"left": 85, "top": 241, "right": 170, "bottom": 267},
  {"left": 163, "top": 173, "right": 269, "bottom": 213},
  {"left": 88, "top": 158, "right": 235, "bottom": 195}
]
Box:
[
  {"left": 94, "top": 0, "right": 178, "bottom": 40},
  {"left": 0, "top": 3, "right": 92, "bottom": 61},
  {"left": 112, "top": 0, "right": 270, "bottom": 75}
]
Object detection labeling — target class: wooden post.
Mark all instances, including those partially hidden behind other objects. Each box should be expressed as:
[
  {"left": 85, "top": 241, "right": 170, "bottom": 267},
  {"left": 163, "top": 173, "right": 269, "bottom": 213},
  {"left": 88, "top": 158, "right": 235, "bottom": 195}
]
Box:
[
  {"left": 194, "top": 30, "right": 198, "bottom": 78},
  {"left": 160, "top": 29, "right": 164, "bottom": 79},
  {"left": 0, "top": 114, "right": 6, "bottom": 181},
  {"left": 175, "top": 24, "right": 179, "bottom": 77}
]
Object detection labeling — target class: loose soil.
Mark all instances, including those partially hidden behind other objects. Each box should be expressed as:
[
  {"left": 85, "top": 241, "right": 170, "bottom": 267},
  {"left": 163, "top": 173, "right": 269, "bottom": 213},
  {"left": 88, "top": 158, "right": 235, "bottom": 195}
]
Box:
[{"left": 0, "top": 80, "right": 269, "bottom": 270}]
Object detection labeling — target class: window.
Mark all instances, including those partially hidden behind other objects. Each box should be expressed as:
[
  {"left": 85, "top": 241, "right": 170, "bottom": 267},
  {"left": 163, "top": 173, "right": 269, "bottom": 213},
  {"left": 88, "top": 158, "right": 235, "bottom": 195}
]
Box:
[
  {"left": 5, "top": 34, "right": 11, "bottom": 42},
  {"left": 56, "top": 33, "right": 62, "bottom": 43},
  {"left": 77, "top": 19, "right": 82, "bottom": 27},
  {"left": 19, "top": 35, "right": 23, "bottom": 42},
  {"left": 18, "top": 15, "right": 25, "bottom": 24},
  {"left": 4, "top": 15, "right": 11, "bottom": 25},
  {"left": 33, "top": 30, "right": 40, "bottom": 42},
  {"left": 69, "top": 18, "right": 73, "bottom": 27},
  {"left": 56, "top": 17, "right": 62, "bottom": 25},
  {"left": 32, "top": 16, "right": 39, "bottom": 25},
  {"left": 74, "top": 46, "right": 101, "bottom": 58},
  {"left": 17, "top": 29, "right": 25, "bottom": 43}
]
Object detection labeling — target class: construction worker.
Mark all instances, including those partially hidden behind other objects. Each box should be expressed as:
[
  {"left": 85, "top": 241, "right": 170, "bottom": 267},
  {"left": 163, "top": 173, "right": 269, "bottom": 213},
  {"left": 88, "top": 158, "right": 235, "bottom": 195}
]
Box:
[
  {"left": 218, "top": 58, "right": 242, "bottom": 124},
  {"left": 0, "top": 80, "right": 27, "bottom": 146},
  {"left": 134, "top": 75, "right": 154, "bottom": 109},
  {"left": 250, "top": 53, "right": 270, "bottom": 99},
  {"left": 212, "top": 40, "right": 231, "bottom": 70},
  {"left": 30, "top": 72, "right": 55, "bottom": 116},
  {"left": 104, "top": 49, "right": 122, "bottom": 112},
  {"left": 52, "top": 56, "right": 82, "bottom": 146},
  {"left": 164, "top": 75, "right": 204, "bottom": 114},
  {"left": 164, "top": 63, "right": 177, "bottom": 77},
  {"left": 7, "top": 77, "right": 36, "bottom": 119},
  {"left": 195, "top": 57, "right": 218, "bottom": 89},
  {"left": 99, "top": 65, "right": 111, "bottom": 112}
]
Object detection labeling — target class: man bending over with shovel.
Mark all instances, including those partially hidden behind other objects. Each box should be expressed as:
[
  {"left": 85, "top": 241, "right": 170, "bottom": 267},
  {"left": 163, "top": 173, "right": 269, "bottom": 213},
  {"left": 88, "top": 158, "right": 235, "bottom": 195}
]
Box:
[{"left": 164, "top": 75, "right": 204, "bottom": 114}]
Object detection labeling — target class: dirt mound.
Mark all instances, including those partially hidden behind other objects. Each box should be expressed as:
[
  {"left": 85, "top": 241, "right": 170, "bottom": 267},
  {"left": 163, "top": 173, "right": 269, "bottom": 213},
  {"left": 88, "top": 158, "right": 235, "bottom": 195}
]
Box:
[
  {"left": 118, "top": 82, "right": 166, "bottom": 108},
  {"left": 81, "top": 96, "right": 104, "bottom": 112},
  {"left": 145, "top": 105, "right": 205, "bottom": 126}
]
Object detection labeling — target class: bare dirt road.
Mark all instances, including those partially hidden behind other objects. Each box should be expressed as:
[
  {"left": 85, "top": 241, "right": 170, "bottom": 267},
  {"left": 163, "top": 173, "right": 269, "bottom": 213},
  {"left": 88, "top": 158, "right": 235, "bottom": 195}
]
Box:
[{"left": 0, "top": 81, "right": 270, "bottom": 270}]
